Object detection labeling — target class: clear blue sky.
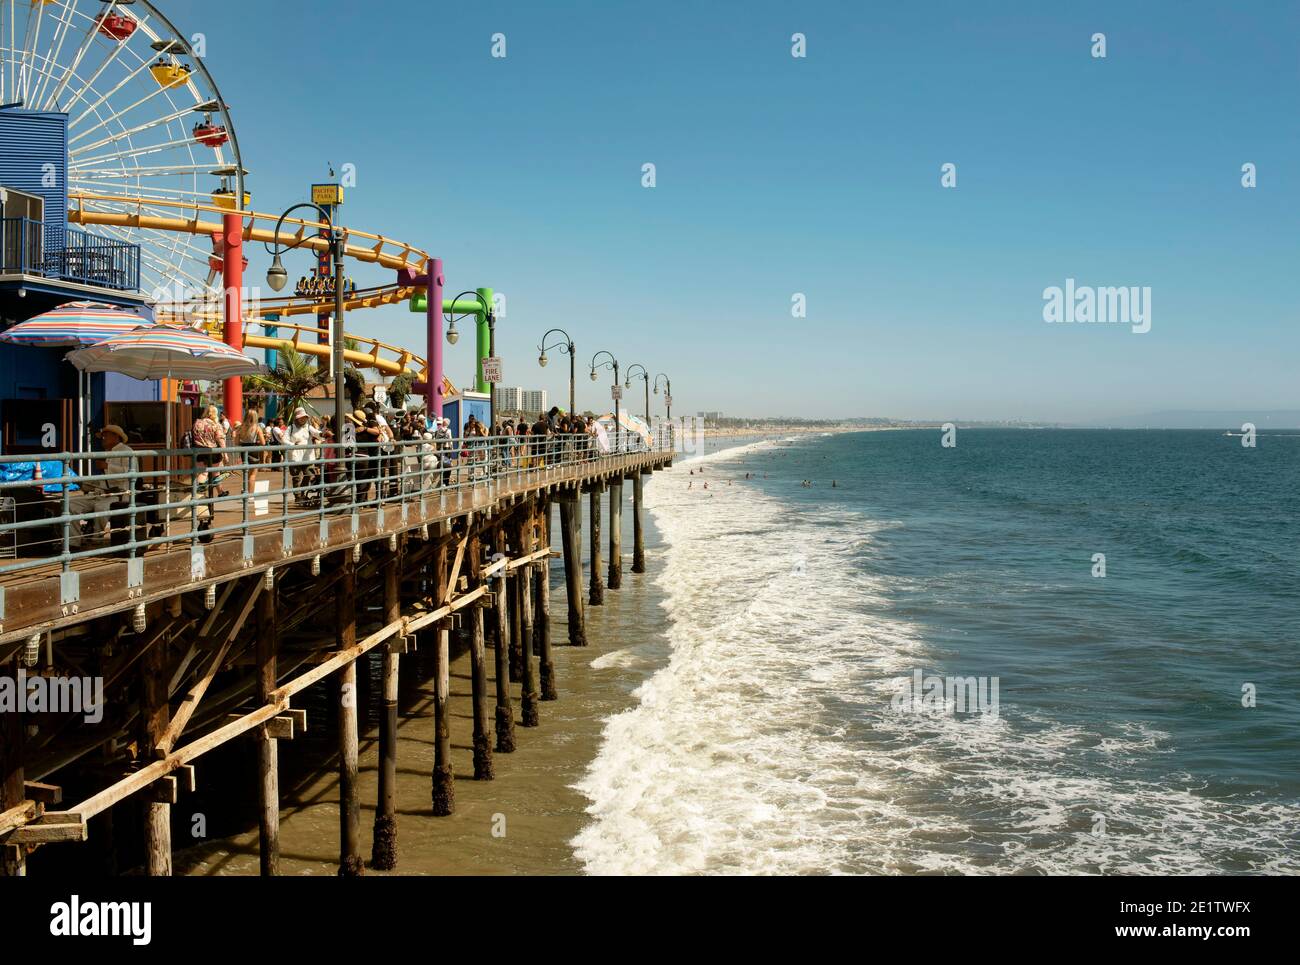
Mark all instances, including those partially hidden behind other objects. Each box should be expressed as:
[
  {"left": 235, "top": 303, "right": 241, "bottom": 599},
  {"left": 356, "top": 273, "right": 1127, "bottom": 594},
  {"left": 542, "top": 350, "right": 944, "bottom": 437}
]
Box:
[{"left": 173, "top": 0, "right": 1298, "bottom": 421}]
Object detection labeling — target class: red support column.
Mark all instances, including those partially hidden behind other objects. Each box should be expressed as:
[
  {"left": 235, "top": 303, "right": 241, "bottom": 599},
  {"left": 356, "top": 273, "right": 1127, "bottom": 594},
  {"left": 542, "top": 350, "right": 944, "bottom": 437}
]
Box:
[{"left": 222, "top": 211, "right": 244, "bottom": 424}]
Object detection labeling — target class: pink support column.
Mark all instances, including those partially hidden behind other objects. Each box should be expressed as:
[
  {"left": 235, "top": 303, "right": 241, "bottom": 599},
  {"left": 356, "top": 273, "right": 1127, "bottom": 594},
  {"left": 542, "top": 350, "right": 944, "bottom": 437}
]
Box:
[
  {"left": 427, "top": 257, "right": 445, "bottom": 419},
  {"left": 222, "top": 212, "right": 244, "bottom": 425}
]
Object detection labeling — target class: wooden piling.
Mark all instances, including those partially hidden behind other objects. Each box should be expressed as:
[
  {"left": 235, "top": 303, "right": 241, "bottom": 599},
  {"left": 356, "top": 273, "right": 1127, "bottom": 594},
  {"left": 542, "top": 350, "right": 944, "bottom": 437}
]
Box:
[
  {"left": 537, "top": 503, "right": 557, "bottom": 700},
  {"left": 371, "top": 548, "right": 401, "bottom": 870},
  {"left": 608, "top": 478, "right": 623, "bottom": 589},
  {"left": 467, "top": 533, "right": 494, "bottom": 779},
  {"left": 431, "top": 543, "right": 455, "bottom": 815},
  {"left": 559, "top": 489, "right": 588, "bottom": 645},
  {"left": 632, "top": 472, "right": 646, "bottom": 574},
  {"left": 518, "top": 517, "right": 540, "bottom": 727},
  {"left": 255, "top": 582, "right": 280, "bottom": 876},
  {"left": 492, "top": 541, "right": 516, "bottom": 753},
  {"left": 335, "top": 554, "right": 364, "bottom": 876},
  {"left": 589, "top": 484, "right": 605, "bottom": 606},
  {"left": 141, "top": 637, "right": 172, "bottom": 876},
  {"left": 508, "top": 559, "right": 524, "bottom": 683},
  {"left": 0, "top": 660, "right": 25, "bottom": 877}
]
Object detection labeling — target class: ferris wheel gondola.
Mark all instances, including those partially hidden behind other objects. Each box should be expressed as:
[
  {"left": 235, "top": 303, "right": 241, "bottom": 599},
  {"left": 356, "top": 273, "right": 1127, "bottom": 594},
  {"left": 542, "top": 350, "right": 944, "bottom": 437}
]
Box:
[{"left": 1, "top": 0, "right": 246, "bottom": 310}]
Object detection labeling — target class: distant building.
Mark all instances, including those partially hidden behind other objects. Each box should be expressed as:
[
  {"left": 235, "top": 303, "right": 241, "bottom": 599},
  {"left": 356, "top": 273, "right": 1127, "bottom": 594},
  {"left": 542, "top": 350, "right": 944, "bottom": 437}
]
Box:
[
  {"left": 521, "top": 389, "right": 547, "bottom": 416},
  {"left": 697, "top": 410, "right": 723, "bottom": 421},
  {"left": 494, "top": 386, "right": 522, "bottom": 412},
  {"left": 493, "top": 386, "right": 547, "bottom": 419}
]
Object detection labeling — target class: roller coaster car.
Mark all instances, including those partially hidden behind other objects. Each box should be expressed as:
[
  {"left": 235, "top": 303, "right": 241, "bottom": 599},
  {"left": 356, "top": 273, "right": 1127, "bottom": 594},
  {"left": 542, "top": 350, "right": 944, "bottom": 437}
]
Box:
[
  {"left": 193, "top": 121, "right": 229, "bottom": 148},
  {"left": 211, "top": 189, "right": 251, "bottom": 211},
  {"left": 150, "top": 59, "right": 192, "bottom": 90},
  {"left": 98, "top": 13, "right": 137, "bottom": 41}
]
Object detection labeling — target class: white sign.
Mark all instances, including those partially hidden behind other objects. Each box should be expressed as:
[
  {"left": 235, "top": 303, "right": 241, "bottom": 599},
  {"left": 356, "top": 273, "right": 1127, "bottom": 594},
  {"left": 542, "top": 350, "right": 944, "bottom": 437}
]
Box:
[
  {"left": 482, "top": 357, "right": 503, "bottom": 383},
  {"left": 664, "top": 395, "right": 672, "bottom": 408},
  {"left": 611, "top": 385, "right": 623, "bottom": 401}
]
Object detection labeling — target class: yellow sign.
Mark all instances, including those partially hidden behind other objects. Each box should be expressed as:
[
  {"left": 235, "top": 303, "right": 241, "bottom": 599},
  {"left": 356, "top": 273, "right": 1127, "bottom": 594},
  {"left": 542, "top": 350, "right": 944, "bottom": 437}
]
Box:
[{"left": 311, "top": 183, "right": 344, "bottom": 206}]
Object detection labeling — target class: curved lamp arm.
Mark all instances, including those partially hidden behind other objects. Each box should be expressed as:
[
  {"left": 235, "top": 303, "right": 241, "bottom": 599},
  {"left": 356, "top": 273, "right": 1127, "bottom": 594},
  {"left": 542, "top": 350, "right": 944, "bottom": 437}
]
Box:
[{"left": 624, "top": 363, "right": 648, "bottom": 388}]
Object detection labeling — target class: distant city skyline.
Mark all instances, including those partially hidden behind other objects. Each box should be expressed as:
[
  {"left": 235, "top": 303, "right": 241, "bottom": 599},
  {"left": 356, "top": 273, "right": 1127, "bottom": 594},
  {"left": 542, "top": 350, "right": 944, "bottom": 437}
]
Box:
[{"left": 184, "top": 0, "right": 1299, "bottom": 421}]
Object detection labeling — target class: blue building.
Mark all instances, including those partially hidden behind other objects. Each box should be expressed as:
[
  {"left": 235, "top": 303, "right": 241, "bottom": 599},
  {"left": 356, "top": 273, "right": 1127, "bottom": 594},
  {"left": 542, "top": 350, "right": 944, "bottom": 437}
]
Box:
[{"left": 0, "top": 105, "right": 153, "bottom": 454}]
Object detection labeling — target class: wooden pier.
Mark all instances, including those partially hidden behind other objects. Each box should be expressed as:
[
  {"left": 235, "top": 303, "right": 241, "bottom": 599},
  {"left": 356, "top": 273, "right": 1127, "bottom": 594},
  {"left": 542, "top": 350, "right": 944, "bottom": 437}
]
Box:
[{"left": 0, "top": 448, "right": 670, "bottom": 876}]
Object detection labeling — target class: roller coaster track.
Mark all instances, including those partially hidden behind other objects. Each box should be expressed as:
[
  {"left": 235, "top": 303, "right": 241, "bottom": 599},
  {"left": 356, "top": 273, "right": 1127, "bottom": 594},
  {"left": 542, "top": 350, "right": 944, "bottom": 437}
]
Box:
[{"left": 69, "top": 191, "right": 457, "bottom": 394}]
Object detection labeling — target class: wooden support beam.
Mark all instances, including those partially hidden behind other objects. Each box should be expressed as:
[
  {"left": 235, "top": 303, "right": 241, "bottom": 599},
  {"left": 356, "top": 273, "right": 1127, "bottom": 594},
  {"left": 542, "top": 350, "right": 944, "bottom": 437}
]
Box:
[
  {"left": 24, "top": 781, "right": 61, "bottom": 805},
  {"left": 518, "top": 560, "right": 539, "bottom": 726},
  {"left": 430, "top": 544, "right": 454, "bottom": 816},
  {"left": 608, "top": 478, "right": 624, "bottom": 590},
  {"left": 492, "top": 525, "right": 516, "bottom": 754},
  {"left": 140, "top": 639, "right": 172, "bottom": 876},
  {"left": 589, "top": 484, "right": 605, "bottom": 606},
  {"left": 147, "top": 776, "right": 178, "bottom": 805},
  {"left": 371, "top": 550, "right": 401, "bottom": 871},
  {"left": 443, "top": 531, "right": 469, "bottom": 604},
  {"left": 335, "top": 554, "right": 363, "bottom": 876},
  {"left": 559, "top": 491, "right": 587, "bottom": 646},
  {"left": 536, "top": 502, "right": 557, "bottom": 701},
  {"left": 255, "top": 578, "right": 280, "bottom": 876},
  {"left": 467, "top": 532, "right": 493, "bottom": 780},
  {"left": 0, "top": 800, "right": 40, "bottom": 837},
  {"left": 7, "top": 813, "right": 87, "bottom": 845},
  {"left": 632, "top": 472, "right": 646, "bottom": 574},
  {"left": 156, "top": 578, "right": 263, "bottom": 756}
]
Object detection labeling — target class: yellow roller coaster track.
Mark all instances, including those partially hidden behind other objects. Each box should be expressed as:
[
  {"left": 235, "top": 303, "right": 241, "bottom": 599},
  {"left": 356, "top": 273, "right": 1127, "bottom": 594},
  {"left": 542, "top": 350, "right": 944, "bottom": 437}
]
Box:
[{"left": 69, "top": 192, "right": 456, "bottom": 396}]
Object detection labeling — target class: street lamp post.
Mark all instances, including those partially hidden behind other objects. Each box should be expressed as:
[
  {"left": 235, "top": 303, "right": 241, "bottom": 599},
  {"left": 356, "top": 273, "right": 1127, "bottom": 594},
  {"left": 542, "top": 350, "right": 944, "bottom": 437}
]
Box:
[
  {"left": 624, "top": 363, "right": 649, "bottom": 423},
  {"left": 538, "top": 328, "right": 576, "bottom": 417},
  {"left": 266, "top": 202, "right": 346, "bottom": 443},
  {"left": 653, "top": 373, "right": 671, "bottom": 420},
  {"left": 445, "top": 290, "right": 495, "bottom": 432},
  {"left": 589, "top": 350, "right": 619, "bottom": 449}
]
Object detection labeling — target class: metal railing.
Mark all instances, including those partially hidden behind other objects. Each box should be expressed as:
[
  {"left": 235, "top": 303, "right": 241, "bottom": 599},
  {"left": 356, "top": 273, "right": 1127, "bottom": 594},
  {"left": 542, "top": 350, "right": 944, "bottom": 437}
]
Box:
[
  {"left": 0, "top": 218, "right": 140, "bottom": 291},
  {"left": 41, "top": 224, "right": 141, "bottom": 291},
  {"left": 0, "top": 430, "right": 665, "bottom": 578}
]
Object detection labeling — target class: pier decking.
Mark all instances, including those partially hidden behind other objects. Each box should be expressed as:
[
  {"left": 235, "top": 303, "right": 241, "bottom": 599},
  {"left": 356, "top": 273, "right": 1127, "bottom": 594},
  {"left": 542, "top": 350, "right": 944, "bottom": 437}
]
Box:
[{"left": 0, "top": 439, "right": 672, "bottom": 875}]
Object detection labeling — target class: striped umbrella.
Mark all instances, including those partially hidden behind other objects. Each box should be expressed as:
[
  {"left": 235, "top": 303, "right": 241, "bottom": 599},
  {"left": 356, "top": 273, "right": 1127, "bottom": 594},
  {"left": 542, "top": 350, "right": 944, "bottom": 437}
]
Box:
[
  {"left": 66, "top": 326, "right": 266, "bottom": 382},
  {"left": 0, "top": 301, "right": 154, "bottom": 347}
]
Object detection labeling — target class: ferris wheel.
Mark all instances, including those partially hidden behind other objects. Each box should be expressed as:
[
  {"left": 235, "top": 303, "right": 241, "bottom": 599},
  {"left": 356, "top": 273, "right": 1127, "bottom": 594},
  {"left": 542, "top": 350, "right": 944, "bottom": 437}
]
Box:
[{"left": 1, "top": 0, "right": 245, "bottom": 308}]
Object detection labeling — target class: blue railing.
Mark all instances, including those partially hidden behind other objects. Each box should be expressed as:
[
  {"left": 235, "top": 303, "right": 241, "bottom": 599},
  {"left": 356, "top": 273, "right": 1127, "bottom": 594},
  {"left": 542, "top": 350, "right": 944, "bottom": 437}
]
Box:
[{"left": 0, "top": 217, "right": 140, "bottom": 292}]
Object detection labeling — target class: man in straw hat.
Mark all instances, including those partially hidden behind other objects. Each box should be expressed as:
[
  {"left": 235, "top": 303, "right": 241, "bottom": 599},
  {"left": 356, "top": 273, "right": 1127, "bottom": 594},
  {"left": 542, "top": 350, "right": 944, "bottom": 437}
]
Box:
[{"left": 67, "top": 424, "right": 137, "bottom": 547}]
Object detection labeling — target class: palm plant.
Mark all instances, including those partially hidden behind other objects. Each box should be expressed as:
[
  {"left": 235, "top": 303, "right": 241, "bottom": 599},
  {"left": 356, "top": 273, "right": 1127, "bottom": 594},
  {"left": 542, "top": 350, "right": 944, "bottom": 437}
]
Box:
[{"left": 245, "top": 344, "right": 329, "bottom": 416}]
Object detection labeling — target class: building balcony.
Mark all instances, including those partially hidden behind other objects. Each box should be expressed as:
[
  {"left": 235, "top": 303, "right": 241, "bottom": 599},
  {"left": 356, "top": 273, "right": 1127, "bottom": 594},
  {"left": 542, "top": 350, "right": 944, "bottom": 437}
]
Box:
[{"left": 1, "top": 217, "right": 140, "bottom": 293}]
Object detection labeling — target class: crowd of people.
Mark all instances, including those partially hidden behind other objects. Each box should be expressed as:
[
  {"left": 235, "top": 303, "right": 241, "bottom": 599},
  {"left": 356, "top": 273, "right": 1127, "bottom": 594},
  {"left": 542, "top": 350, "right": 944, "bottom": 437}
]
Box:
[{"left": 179, "top": 402, "right": 622, "bottom": 509}]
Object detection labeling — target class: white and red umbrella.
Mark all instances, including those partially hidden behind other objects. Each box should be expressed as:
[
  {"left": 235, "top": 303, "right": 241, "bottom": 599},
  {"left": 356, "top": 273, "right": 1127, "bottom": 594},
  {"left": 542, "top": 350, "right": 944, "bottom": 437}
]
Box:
[{"left": 67, "top": 326, "right": 265, "bottom": 382}]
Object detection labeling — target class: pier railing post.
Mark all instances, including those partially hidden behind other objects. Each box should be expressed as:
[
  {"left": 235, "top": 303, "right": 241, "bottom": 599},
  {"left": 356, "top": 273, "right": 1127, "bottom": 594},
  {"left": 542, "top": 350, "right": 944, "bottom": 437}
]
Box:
[
  {"left": 589, "top": 483, "right": 605, "bottom": 606},
  {"left": 559, "top": 487, "right": 588, "bottom": 645},
  {"left": 430, "top": 542, "right": 455, "bottom": 814},
  {"left": 256, "top": 579, "right": 280, "bottom": 876},
  {"left": 632, "top": 471, "right": 646, "bottom": 574},
  {"left": 371, "top": 545, "right": 402, "bottom": 870},
  {"left": 335, "top": 552, "right": 364, "bottom": 875},
  {"left": 608, "top": 477, "right": 623, "bottom": 590}
]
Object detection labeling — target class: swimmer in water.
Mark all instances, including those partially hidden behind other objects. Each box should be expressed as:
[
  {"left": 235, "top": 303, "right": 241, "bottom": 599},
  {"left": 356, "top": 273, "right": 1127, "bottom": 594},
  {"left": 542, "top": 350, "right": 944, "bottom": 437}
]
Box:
[{"left": 832, "top": 480, "right": 837, "bottom": 488}]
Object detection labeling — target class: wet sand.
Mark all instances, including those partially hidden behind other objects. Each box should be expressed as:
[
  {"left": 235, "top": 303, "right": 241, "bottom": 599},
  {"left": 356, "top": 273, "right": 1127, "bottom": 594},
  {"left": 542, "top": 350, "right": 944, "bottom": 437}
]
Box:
[{"left": 177, "top": 482, "right": 671, "bottom": 876}]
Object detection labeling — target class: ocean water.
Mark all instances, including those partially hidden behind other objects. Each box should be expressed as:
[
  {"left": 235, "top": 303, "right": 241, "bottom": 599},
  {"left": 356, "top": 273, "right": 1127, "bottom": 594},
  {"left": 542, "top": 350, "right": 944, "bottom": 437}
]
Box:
[{"left": 572, "top": 429, "right": 1300, "bottom": 875}]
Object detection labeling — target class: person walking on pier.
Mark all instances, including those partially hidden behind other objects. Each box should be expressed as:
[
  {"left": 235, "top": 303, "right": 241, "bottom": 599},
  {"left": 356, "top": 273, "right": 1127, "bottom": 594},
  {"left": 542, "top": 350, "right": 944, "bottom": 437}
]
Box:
[
  {"left": 432, "top": 416, "right": 453, "bottom": 487},
  {"left": 286, "top": 407, "right": 322, "bottom": 499}
]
